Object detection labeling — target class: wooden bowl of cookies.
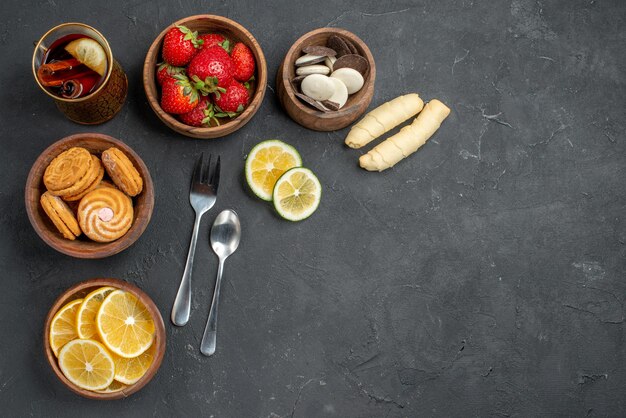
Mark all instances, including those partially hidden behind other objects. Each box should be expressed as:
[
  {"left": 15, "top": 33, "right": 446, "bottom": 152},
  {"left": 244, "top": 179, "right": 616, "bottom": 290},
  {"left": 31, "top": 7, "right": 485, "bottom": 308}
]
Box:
[
  {"left": 143, "top": 14, "right": 267, "bottom": 139},
  {"left": 44, "top": 278, "right": 166, "bottom": 400},
  {"left": 276, "top": 28, "right": 376, "bottom": 131},
  {"left": 25, "top": 133, "right": 154, "bottom": 258}
]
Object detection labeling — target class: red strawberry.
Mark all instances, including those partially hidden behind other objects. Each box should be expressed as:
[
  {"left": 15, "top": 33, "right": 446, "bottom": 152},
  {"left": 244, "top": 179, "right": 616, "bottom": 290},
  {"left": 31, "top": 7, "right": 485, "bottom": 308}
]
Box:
[
  {"left": 199, "top": 34, "right": 230, "bottom": 52},
  {"left": 178, "top": 96, "right": 218, "bottom": 127},
  {"left": 214, "top": 81, "right": 249, "bottom": 114},
  {"left": 230, "top": 42, "right": 255, "bottom": 82},
  {"left": 160, "top": 74, "right": 199, "bottom": 114},
  {"left": 162, "top": 25, "right": 203, "bottom": 66},
  {"left": 187, "top": 45, "right": 233, "bottom": 93},
  {"left": 156, "top": 62, "right": 185, "bottom": 85}
]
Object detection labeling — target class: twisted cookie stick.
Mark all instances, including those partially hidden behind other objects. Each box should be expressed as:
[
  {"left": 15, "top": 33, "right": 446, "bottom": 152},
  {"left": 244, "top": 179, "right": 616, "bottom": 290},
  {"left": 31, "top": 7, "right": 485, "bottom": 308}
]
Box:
[
  {"left": 345, "top": 94, "right": 424, "bottom": 149},
  {"left": 359, "top": 99, "right": 450, "bottom": 172}
]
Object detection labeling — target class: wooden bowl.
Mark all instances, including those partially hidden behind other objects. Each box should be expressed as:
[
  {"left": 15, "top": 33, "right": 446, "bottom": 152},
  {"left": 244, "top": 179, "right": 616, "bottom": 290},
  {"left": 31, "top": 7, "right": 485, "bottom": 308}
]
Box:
[
  {"left": 43, "top": 278, "right": 166, "bottom": 400},
  {"left": 25, "top": 133, "right": 154, "bottom": 258},
  {"left": 277, "top": 28, "right": 376, "bottom": 131},
  {"left": 143, "top": 14, "right": 267, "bottom": 139}
]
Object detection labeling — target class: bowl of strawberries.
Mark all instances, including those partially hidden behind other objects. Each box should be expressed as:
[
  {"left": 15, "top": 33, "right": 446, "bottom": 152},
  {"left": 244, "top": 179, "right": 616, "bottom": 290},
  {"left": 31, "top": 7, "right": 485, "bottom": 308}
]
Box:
[{"left": 143, "top": 15, "right": 267, "bottom": 139}]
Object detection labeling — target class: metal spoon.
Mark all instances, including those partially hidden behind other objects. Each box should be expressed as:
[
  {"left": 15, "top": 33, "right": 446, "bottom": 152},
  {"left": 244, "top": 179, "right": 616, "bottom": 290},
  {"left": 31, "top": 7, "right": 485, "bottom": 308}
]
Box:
[{"left": 200, "top": 209, "right": 241, "bottom": 356}]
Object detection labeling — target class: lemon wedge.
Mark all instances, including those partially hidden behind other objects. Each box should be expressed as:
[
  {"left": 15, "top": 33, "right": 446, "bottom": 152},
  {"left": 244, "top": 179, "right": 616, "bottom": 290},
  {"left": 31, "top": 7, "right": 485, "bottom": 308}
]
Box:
[{"left": 64, "top": 37, "right": 107, "bottom": 76}]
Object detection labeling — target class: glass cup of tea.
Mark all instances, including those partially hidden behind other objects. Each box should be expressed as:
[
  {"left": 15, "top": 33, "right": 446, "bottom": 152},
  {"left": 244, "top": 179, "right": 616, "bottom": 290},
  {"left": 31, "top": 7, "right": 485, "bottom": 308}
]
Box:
[{"left": 32, "top": 23, "right": 128, "bottom": 125}]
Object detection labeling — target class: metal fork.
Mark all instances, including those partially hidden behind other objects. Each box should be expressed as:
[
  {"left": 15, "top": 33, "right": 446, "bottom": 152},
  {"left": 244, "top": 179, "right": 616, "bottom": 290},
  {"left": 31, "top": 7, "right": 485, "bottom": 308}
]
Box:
[{"left": 171, "top": 153, "right": 221, "bottom": 326}]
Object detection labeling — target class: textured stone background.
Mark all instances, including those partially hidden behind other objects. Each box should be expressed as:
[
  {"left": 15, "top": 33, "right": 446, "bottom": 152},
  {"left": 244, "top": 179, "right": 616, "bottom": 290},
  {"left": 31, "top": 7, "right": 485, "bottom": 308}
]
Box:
[{"left": 1, "top": 0, "right": 625, "bottom": 416}]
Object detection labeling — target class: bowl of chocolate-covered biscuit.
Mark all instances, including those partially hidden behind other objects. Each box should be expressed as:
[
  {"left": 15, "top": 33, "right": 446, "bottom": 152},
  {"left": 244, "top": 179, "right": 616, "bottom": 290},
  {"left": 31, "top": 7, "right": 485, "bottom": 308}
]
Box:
[
  {"left": 277, "top": 28, "right": 376, "bottom": 131},
  {"left": 25, "top": 133, "right": 154, "bottom": 258}
]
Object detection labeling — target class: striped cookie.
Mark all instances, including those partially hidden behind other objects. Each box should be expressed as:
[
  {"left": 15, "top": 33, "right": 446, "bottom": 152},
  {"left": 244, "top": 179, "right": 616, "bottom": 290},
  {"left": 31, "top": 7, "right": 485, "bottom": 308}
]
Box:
[{"left": 78, "top": 187, "right": 133, "bottom": 242}]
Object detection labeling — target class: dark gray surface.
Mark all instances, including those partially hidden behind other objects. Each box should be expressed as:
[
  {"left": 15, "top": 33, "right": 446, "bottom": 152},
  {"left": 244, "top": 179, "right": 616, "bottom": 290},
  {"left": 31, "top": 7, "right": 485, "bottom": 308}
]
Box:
[{"left": 1, "top": 0, "right": 625, "bottom": 416}]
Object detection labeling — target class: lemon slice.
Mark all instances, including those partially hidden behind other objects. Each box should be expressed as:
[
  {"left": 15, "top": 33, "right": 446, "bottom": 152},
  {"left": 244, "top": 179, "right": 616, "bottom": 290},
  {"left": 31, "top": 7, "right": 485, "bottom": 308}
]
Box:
[
  {"left": 272, "top": 167, "right": 322, "bottom": 221},
  {"left": 64, "top": 37, "right": 107, "bottom": 76},
  {"left": 245, "top": 140, "right": 302, "bottom": 201},
  {"left": 58, "top": 339, "right": 115, "bottom": 391},
  {"left": 49, "top": 298, "right": 83, "bottom": 357},
  {"left": 113, "top": 341, "right": 156, "bottom": 385},
  {"left": 95, "top": 380, "right": 128, "bottom": 393},
  {"left": 96, "top": 290, "right": 155, "bottom": 358},
  {"left": 76, "top": 286, "right": 116, "bottom": 340}
]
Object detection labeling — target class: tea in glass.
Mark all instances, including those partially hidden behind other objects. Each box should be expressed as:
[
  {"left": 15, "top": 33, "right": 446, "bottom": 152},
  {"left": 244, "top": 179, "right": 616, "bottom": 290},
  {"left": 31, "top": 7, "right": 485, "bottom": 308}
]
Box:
[
  {"left": 32, "top": 23, "right": 128, "bottom": 125},
  {"left": 37, "top": 34, "right": 108, "bottom": 99}
]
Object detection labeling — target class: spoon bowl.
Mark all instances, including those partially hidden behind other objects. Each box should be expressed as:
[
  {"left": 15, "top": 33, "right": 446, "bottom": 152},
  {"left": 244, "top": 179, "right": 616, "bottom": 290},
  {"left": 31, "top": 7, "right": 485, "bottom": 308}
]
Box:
[
  {"left": 210, "top": 210, "right": 241, "bottom": 259},
  {"left": 201, "top": 209, "right": 241, "bottom": 356}
]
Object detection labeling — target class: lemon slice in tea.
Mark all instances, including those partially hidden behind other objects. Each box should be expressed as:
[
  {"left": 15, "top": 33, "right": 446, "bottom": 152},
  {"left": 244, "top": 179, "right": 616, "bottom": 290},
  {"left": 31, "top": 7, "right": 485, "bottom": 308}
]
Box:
[
  {"left": 272, "top": 167, "right": 322, "bottom": 221},
  {"left": 245, "top": 140, "right": 302, "bottom": 201},
  {"left": 65, "top": 38, "right": 107, "bottom": 76}
]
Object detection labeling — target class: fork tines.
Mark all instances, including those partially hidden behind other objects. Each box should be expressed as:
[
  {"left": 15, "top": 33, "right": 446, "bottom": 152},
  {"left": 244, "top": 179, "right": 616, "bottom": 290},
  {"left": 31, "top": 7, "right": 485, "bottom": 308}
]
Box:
[{"left": 192, "top": 153, "right": 220, "bottom": 190}]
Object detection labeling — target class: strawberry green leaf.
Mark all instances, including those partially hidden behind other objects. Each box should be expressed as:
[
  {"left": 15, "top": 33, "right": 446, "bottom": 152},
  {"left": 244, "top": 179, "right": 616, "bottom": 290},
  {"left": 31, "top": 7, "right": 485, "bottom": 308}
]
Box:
[
  {"left": 200, "top": 103, "right": 219, "bottom": 125},
  {"left": 214, "top": 105, "right": 238, "bottom": 118}
]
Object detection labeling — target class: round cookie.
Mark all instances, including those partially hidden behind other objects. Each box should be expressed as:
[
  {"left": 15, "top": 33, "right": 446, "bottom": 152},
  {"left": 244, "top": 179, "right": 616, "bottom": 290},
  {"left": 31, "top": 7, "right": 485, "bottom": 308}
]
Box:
[
  {"left": 63, "top": 155, "right": 105, "bottom": 201},
  {"left": 50, "top": 153, "right": 101, "bottom": 198},
  {"left": 40, "top": 191, "right": 82, "bottom": 240},
  {"left": 44, "top": 147, "right": 93, "bottom": 195},
  {"left": 78, "top": 187, "right": 133, "bottom": 242},
  {"left": 101, "top": 147, "right": 143, "bottom": 197}
]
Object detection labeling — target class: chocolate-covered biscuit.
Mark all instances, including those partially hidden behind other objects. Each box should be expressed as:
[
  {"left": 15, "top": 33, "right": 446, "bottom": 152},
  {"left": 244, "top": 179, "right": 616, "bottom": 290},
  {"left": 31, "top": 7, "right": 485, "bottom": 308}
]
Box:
[
  {"left": 321, "top": 100, "right": 340, "bottom": 111},
  {"left": 327, "top": 35, "right": 351, "bottom": 58},
  {"left": 302, "top": 45, "right": 337, "bottom": 57},
  {"left": 343, "top": 38, "right": 359, "bottom": 55},
  {"left": 291, "top": 75, "right": 307, "bottom": 88},
  {"left": 294, "top": 92, "right": 331, "bottom": 112},
  {"left": 333, "top": 54, "right": 370, "bottom": 77}
]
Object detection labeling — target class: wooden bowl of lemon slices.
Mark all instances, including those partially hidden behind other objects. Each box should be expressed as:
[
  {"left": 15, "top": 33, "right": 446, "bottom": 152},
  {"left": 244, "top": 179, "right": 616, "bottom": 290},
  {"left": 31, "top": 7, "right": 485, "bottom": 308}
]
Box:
[{"left": 44, "top": 278, "right": 165, "bottom": 400}]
